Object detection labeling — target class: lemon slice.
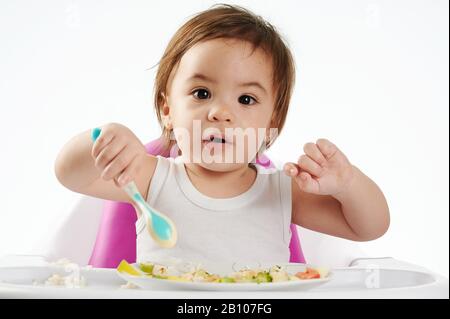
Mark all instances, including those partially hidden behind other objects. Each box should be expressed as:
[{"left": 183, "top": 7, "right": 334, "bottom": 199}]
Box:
[{"left": 117, "top": 260, "right": 143, "bottom": 276}]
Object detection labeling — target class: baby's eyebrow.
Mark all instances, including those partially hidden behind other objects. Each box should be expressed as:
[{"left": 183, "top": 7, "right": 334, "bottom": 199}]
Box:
[
  {"left": 187, "top": 73, "right": 217, "bottom": 84},
  {"left": 187, "top": 73, "right": 268, "bottom": 95}
]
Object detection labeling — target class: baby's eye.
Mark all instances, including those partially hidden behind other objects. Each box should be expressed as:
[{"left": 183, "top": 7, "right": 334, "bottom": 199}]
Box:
[
  {"left": 192, "top": 88, "right": 211, "bottom": 100},
  {"left": 238, "top": 95, "right": 257, "bottom": 105}
]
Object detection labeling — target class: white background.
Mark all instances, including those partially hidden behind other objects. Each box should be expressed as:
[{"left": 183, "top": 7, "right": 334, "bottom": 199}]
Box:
[{"left": 0, "top": 0, "right": 448, "bottom": 277}]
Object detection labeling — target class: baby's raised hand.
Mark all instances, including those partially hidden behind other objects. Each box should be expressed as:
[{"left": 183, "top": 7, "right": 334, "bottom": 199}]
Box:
[
  {"left": 91, "top": 123, "right": 147, "bottom": 187},
  {"left": 283, "top": 139, "right": 355, "bottom": 196}
]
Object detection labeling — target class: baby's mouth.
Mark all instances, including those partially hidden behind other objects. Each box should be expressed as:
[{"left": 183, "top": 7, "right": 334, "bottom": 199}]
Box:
[
  {"left": 204, "top": 137, "right": 225, "bottom": 144},
  {"left": 202, "top": 135, "right": 230, "bottom": 144}
]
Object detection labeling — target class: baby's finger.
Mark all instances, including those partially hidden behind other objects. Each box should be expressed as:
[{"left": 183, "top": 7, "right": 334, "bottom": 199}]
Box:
[
  {"left": 92, "top": 130, "right": 114, "bottom": 158},
  {"left": 101, "top": 145, "right": 135, "bottom": 181},
  {"left": 303, "top": 142, "right": 327, "bottom": 167},
  {"left": 295, "top": 170, "right": 320, "bottom": 194},
  {"left": 95, "top": 141, "right": 126, "bottom": 171},
  {"left": 283, "top": 162, "right": 299, "bottom": 177},
  {"left": 116, "top": 155, "right": 142, "bottom": 186},
  {"left": 316, "top": 138, "right": 338, "bottom": 160},
  {"left": 297, "top": 154, "right": 323, "bottom": 177}
]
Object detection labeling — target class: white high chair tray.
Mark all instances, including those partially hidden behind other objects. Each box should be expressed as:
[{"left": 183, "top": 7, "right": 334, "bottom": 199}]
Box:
[{"left": 0, "top": 256, "right": 448, "bottom": 298}]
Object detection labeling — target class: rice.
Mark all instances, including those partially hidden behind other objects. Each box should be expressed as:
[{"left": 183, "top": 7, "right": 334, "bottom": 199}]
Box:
[{"left": 39, "top": 258, "right": 87, "bottom": 288}]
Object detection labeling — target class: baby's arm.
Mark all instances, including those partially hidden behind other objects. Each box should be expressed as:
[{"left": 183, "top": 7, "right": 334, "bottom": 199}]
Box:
[
  {"left": 285, "top": 139, "right": 390, "bottom": 241},
  {"left": 54, "top": 123, "right": 157, "bottom": 204}
]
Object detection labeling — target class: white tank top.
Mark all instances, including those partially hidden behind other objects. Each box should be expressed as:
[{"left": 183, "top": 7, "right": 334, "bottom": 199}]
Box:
[{"left": 136, "top": 155, "right": 292, "bottom": 266}]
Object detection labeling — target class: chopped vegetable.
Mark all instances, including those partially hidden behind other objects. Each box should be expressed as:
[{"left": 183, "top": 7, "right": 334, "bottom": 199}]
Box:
[
  {"left": 269, "top": 265, "right": 290, "bottom": 282},
  {"left": 219, "top": 277, "right": 236, "bottom": 283},
  {"left": 255, "top": 271, "right": 272, "bottom": 283},
  {"left": 138, "top": 262, "right": 154, "bottom": 274}
]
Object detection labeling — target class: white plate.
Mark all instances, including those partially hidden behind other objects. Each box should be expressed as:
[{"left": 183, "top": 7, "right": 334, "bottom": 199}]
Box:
[{"left": 117, "top": 262, "right": 332, "bottom": 291}]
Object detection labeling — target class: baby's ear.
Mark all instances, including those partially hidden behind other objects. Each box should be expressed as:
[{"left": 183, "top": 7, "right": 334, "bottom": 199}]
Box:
[
  {"left": 162, "top": 105, "right": 170, "bottom": 116},
  {"left": 160, "top": 100, "right": 172, "bottom": 130},
  {"left": 159, "top": 93, "right": 169, "bottom": 114}
]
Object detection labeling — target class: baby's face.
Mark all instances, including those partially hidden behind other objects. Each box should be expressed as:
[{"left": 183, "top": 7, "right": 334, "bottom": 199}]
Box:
[{"left": 164, "top": 38, "right": 275, "bottom": 172}]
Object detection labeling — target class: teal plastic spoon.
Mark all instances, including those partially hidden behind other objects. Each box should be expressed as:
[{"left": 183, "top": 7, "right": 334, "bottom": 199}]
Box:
[{"left": 91, "top": 127, "right": 177, "bottom": 248}]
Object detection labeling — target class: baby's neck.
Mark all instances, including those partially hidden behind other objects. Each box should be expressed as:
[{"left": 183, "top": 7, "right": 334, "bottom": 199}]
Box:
[{"left": 183, "top": 163, "right": 257, "bottom": 199}]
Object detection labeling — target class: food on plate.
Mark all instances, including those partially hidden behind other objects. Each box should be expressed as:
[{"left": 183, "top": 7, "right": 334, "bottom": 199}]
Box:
[
  {"left": 37, "top": 259, "right": 87, "bottom": 288},
  {"left": 116, "top": 260, "right": 329, "bottom": 284},
  {"left": 295, "top": 267, "right": 320, "bottom": 279},
  {"left": 44, "top": 273, "right": 87, "bottom": 288}
]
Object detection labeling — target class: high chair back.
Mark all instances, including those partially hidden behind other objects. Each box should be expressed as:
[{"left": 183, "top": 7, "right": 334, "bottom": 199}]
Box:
[{"left": 86, "top": 137, "right": 307, "bottom": 268}]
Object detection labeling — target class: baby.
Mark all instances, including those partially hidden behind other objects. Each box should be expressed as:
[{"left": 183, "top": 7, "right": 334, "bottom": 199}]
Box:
[{"left": 55, "top": 5, "right": 389, "bottom": 266}]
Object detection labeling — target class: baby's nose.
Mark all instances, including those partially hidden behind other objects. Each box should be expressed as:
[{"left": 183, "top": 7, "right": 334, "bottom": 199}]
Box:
[{"left": 208, "top": 106, "right": 234, "bottom": 123}]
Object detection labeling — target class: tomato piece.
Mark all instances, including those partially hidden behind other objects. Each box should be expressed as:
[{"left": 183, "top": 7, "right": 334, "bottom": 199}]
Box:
[{"left": 295, "top": 268, "right": 321, "bottom": 279}]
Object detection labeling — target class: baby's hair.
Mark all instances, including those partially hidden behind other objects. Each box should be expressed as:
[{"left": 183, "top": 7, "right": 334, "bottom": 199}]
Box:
[{"left": 153, "top": 4, "right": 296, "bottom": 152}]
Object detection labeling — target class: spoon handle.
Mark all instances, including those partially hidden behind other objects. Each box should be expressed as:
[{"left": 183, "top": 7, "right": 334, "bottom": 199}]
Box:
[
  {"left": 122, "top": 181, "right": 151, "bottom": 220},
  {"left": 91, "top": 128, "right": 148, "bottom": 211}
]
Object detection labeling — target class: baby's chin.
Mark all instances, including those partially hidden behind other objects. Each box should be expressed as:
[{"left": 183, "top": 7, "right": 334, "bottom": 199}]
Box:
[
  {"left": 196, "top": 161, "right": 250, "bottom": 172},
  {"left": 178, "top": 147, "right": 258, "bottom": 172}
]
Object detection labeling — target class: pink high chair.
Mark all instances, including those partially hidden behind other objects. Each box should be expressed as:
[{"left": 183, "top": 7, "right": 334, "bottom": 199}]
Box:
[{"left": 87, "top": 137, "right": 306, "bottom": 268}]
